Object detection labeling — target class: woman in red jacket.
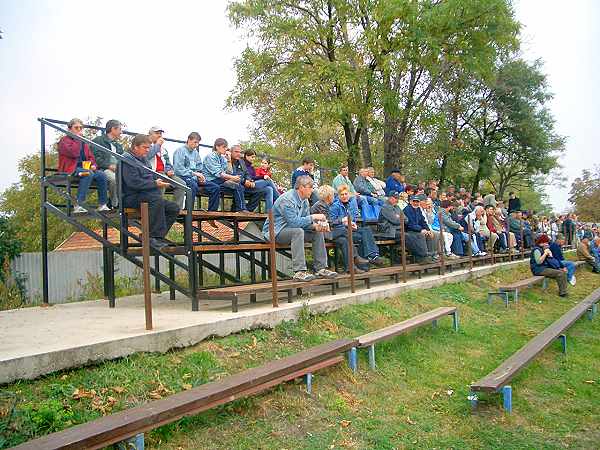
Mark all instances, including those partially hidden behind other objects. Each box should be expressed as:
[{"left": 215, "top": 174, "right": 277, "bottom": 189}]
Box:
[{"left": 58, "top": 118, "right": 109, "bottom": 213}]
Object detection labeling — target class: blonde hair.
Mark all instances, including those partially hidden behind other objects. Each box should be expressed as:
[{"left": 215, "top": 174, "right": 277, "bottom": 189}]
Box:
[
  {"left": 337, "top": 184, "right": 350, "bottom": 194},
  {"left": 318, "top": 185, "right": 335, "bottom": 202}
]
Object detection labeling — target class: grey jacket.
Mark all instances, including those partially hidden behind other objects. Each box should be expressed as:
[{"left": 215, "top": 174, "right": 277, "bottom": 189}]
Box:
[
  {"left": 353, "top": 175, "right": 377, "bottom": 196},
  {"left": 440, "top": 208, "right": 461, "bottom": 230},
  {"left": 377, "top": 202, "right": 404, "bottom": 238}
]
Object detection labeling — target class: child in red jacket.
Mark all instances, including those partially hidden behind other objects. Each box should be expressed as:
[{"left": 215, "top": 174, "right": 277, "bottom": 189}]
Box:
[{"left": 255, "top": 158, "right": 285, "bottom": 194}]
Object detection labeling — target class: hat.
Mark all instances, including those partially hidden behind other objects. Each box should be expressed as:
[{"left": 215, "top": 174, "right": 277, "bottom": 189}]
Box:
[
  {"left": 149, "top": 126, "right": 164, "bottom": 133},
  {"left": 535, "top": 234, "right": 550, "bottom": 245},
  {"left": 388, "top": 190, "right": 400, "bottom": 199},
  {"left": 411, "top": 194, "right": 427, "bottom": 201},
  {"left": 440, "top": 200, "right": 452, "bottom": 208},
  {"left": 390, "top": 168, "right": 401, "bottom": 174}
]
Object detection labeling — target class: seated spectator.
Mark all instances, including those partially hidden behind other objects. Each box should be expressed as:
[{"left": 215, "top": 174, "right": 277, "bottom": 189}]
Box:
[
  {"left": 91, "top": 119, "right": 123, "bottom": 208},
  {"left": 486, "top": 205, "right": 508, "bottom": 252},
  {"left": 428, "top": 188, "right": 441, "bottom": 207},
  {"left": 483, "top": 192, "right": 497, "bottom": 208},
  {"left": 385, "top": 169, "right": 405, "bottom": 195},
  {"left": 330, "top": 184, "right": 385, "bottom": 272},
  {"left": 173, "top": 133, "right": 220, "bottom": 211},
  {"left": 591, "top": 236, "right": 600, "bottom": 267},
  {"left": 147, "top": 126, "right": 186, "bottom": 208},
  {"left": 577, "top": 237, "right": 600, "bottom": 273},
  {"left": 121, "top": 135, "right": 179, "bottom": 249},
  {"left": 422, "top": 198, "right": 455, "bottom": 258},
  {"left": 366, "top": 167, "right": 386, "bottom": 197},
  {"left": 331, "top": 165, "right": 370, "bottom": 215},
  {"left": 403, "top": 194, "right": 439, "bottom": 262},
  {"left": 550, "top": 234, "right": 577, "bottom": 286},
  {"left": 202, "top": 138, "right": 248, "bottom": 212},
  {"left": 440, "top": 200, "right": 465, "bottom": 256},
  {"left": 530, "top": 234, "right": 568, "bottom": 297},
  {"left": 354, "top": 167, "right": 383, "bottom": 205},
  {"left": 508, "top": 191, "right": 521, "bottom": 213},
  {"left": 398, "top": 191, "right": 409, "bottom": 210},
  {"left": 291, "top": 156, "right": 319, "bottom": 204},
  {"left": 509, "top": 210, "right": 533, "bottom": 248},
  {"left": 263, "top": 175, "right": 338, "bottom": 281},
  {"left": 229, "top": 145, "right": 269, "bottom": 211},
  {"left": 255, "top": 157, "right": 284, "bottom": 194},
  {"left": 58, "top": 118, "right": 109, "bottom": 214},
  {"left": 465, "top": 206, "right": 487, "bottom": 257},
  {"left": 244, "top": 150, "right": 280, "bottom": 206}
]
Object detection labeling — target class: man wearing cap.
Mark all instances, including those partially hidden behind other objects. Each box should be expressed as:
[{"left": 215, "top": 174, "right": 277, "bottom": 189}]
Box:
[
  {"left": 403, "top": 193, "right": 438, "bottom": 263},
  {"left": 577, "top": 237, "right": 600, "bottom": 273},
  {"left": 509, "top": 210, "right": 533, "bottom": 248},
  {"left": 91, "top": 119, "right": 124, "bottom": 208},
  {"left": 385, "top": 169, "right": 405, "bottom": 196},
  {"left": 147, "top": 126, "right": 186, "bottom": 208},
  {"left": 530, "top": 234, "right": 568, "bottom": 297},
  {"left": 550, "top": 234, "right": 577, "bottom": 285}
]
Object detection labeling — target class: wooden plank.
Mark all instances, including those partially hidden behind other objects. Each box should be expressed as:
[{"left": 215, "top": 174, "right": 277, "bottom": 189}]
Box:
[
  {"left": 471, "top": 287, "right": 600, "bottom": 392},
  {"left": 12, "top": 340, "right": 356, "bottom": 450},
  {"left": 358, "top": 307, "right": 457, "bottom": 347},
  {"left": 498, "top": 276, "right": 544, "bottom": 291}
]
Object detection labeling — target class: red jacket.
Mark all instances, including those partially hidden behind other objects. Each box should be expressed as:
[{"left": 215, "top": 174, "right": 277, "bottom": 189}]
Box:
[
  {"left": 255, "top": 167, "right": 272, "bottom": 179},
  {"left": 57, "top": 135, "right": 97, "bottom": 174}
]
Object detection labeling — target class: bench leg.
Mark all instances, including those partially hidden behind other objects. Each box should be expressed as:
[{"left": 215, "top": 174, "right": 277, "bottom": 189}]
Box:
[
  {"left": 250, "top": 293, "right": 257, "bottom": 303},
  {"left": 557, "top": 334, "right": 567, "bottom": 354},
  {"left": 452, "top": 311, "right": 459, "bottom": 331},
  {"left": 588, "top": 303, "right": 598, "bottom": 320},
  {"left": 432, "top": 319, "right": 438, "bottom": 329},
  {"left": 487, "top": 292, "right": 510, "bottom": 307},
  {"left": 305, "top": 372, "right": 313, "bottom": 395},
  {"left": 287, "top": 289, "right": 293, "bottom": 303},
  {"left": 542, "top": 278, "right": 548, "bottom": 289},
  {"left": 502, "top": 385, "right": 512, "bottom": 413},
  {"left": 347, "top": 347, "right": 357, "bottom": 373},
  {"left": 232, "top": 294, "right": 239, "bottom": 313},
  {"left": 368, "top": 345, "right": 376, "bottom": 370},
  {"left": 513, "top": 289, "right": 519, "bottom": 304},
  {"left": 116, "top": 433, "right": 144, "bottom": 450},
  {"left": 468, "top": 392, "right": 478, "bottom": 409},
  {"left": 331, "top": 283, "right": 337, "bottom": 295}
]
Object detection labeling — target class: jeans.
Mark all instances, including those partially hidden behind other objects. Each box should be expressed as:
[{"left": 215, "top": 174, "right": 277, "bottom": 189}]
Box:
[
  {"left": 74, "top": 168, "right": 108, "bottom": 206},
  {"left": 462, "top": 232, "right": 480, "bottom": 255},
  {"left": 563, "top": 260, "right": 576, "bottom": 282},
  {"left": 213, "top": 178, "right": 246, "bottom": 211},
  {"left": 275, "top": 228, "right": 328, "bottom": 272},
  {"left": 103, "top": 169, "right": 118, "bottom": 207},
  {"left": 123, "top": 191, "right": 179, "bottom": 238},
  {"left": 331, "top": 226, "right": 380, "bottom": 271},
  {"left": 180, "top": 176, "right": 220, "bottom": 211},
  {"left": 449, "top": 228, "right": 464, "bottom": 256},
  {"left": 246, "top": 180, "right": 272, "bottom": 211},
  {"left": 405, "top": 231, "right": 429, "bottom": 259}
]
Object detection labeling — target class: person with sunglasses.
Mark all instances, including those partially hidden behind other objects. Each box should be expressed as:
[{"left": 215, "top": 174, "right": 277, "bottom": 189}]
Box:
[{"left": 58, "top": 118, "right": 109, "bottom": 214}]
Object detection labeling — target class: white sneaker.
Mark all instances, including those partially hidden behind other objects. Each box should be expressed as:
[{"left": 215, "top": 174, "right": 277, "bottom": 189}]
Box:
[
  {"left": 569, "top": 275, "right": 576, "bottom": 286},
  {"left": 97, "top": 204, "right": 111, "bottom": 212},
  {"left": 73, "top": 205, "right": 87, "bottom": 214},
  {"left": 479, "top": 251, "right": 487, "bottom": 256}
]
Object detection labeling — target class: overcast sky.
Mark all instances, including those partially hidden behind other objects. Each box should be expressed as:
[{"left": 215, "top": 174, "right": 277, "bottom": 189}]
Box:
[{"left": 0, "top": 0, "right": 598, "bottom": 212}]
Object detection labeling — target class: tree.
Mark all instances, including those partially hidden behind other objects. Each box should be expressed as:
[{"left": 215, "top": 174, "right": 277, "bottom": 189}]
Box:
[{"left": 569, "top": 167, "right": 600, "bottom": 222}]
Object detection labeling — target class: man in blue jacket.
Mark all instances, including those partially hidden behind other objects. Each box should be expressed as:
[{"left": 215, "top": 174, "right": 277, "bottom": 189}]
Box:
[
  {"left": 530, "top": 234, "right": 568, "bottom": 297},
  {"left": 549, "top": 233, "right": 576, "bottom": 286},
  {"left": 290, "top": 156, "right": 319, "bottom": 204},
  {"left": 121, "top": 135, "right": 180, "bottom": 249},
  {"left": 385, "top": 169, "right": 405, "bottom": 196},
  {"left": 403, "top": 194, "right": 438, "bottom": 262}
]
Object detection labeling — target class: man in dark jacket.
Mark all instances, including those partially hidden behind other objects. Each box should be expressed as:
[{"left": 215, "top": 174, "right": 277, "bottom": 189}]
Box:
[
  {"left": 403, "top": 194, "right": 438, "bottom": 262},
  {"left": 508, "top": 192, "right": 521, "bottom": 213},
  {"left": 230, "top": 145, "right": 268, "bottom": 212},
  {"left": 122, "top": 134, "right": 179, "bottom": 249},
  {"left": 550, "top": 234, "right": 577, "bottom": 285},
  {"left": 530, "top": 234, "right": 568, "bottom": 297},
  {"left": 92, "top": 119, "right": 124, "bottom": 208}
]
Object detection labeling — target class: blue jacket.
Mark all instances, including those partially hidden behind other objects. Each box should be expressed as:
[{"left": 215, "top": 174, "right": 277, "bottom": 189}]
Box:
[
  {"left": 403, "top": 205, "right": 429, "bottom": 232},
  {"left": 121, "top": 151, "right": 161, "bottom": 205},
  {"left": 530, "top": 246, "right": 563, "bottom": 275},
  {"left": 291, "top": 167, "right": 314, "bottom": 189},
  {"left": 329, "top": 197, "right": 359, "bottom": 230},
  {"left": 263, "top": 189, "right": 313, "bottom": 239},
  {"left": 173, "top": 145, "right": 203, "bottom": 178},
  {"left": 385, "top": 176, "right": 404, "bottom": 195},
  {"left": 549, "top": 242, "right": 565, "bottom": 261},
  {"left": 203, "top": 151, "right": 228, "bottom": 182}
]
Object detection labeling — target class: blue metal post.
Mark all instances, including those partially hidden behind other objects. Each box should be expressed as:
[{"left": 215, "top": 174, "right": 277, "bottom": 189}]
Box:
[
  {"left": 542, "top": 278, "right": 548, "bottom": 289},
  {"left": 588, "top": 304, "right": 598, "bottom": 320},
  {"left": 468, "top": 392, "right": 478, "bottom": 409},
  {"left": 432, "top": 319, "right": 438, "bottom": 329},
  {"left": 368, "top": 345, "right": 376, "bottom": 370},
  {"left": 452, "top": 311, "right": 459, "bottom": 331},
  {"left": 305, "top": 373, "right": 313, "bottom": 395},
  {"left": 502, "top": 385, "right": 512, "bottom": 413},
  {"left": 558, "top": 334, "right": 567, "bottom": 354},
  {"left": 347, "top": 347, "right": 357, "bottom": 373},
  {"left": 116, "top": 433, "right": 144, "bottom": 450}
]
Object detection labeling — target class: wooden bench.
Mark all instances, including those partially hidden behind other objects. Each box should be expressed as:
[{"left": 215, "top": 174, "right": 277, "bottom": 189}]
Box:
[
  {"left": 350, "top": 307, "right": 458, "bottom": 370},
  {"left": 12, "top": 338, "right": 357, "bottom": 450},
  {"left": 487, "top": 259, "right": 585, "bottom": 307},
  {"left": 470, "top": 287, "right": 600, "bottom": 413}
]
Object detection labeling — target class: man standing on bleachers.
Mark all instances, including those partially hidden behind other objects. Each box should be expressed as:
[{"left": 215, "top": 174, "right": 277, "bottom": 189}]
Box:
[
  {"left": 91, "top": 119, "right": 123, "bottom": 208},
  {"left": 263, "top": 175, "right": 338, "bottom": 282},
  {"left": 122, "top": 135, "right": 179, "bottom": 249}
]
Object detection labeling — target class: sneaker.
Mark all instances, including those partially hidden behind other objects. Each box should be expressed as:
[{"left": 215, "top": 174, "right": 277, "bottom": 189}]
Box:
[
  {"left": 293, "top": 271, "right": 316, "bottom": 282},
  {"left": 150, "top": 238, "right": 169, "bottom": 249},
  {"left": 369, "top": 256, "right": 386, "bottom": 266},
  {"left": 447, "top": 253, "right": 460, "bottom": 259},
  {"left": 568, "top": 275, "right": 576, "bottom": 286},
  {"left": 347, "top": 266, "right": 365, "bottom": 274},
  {"left": 73, "top": 205, "right": 87, "bottom": 214},
  {"left": 354, "top": 256, "right": 369, "bottom": 266},
  {"left": 559, "top": 293, "right": 568, "bottom": 298},
  {"left": 315, "top": 268, "right": 338, "bottom": 279},
  {"left": 97, "top": 204, "right": 111, "bottom": 212}
]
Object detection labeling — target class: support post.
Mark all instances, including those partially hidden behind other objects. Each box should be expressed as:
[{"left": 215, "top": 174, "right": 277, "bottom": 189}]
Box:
[
  {"left": 153, "top": 254, "right": 161, "bottom": 293},
  {"left": 40, "top": 121, "right": 49, "bottom": 306},
  {"left": 268, "top": 210, "right": 279, "bottom": 307},
  {"left": 558, "top": 334, "right": 567, "bottom": 354},
  {"left": 520, "top": 221, "right": 525, "bottom": 260},
  {"left": 169, "top": 259, "right": 176, "bottom": 300},
  {"left": 347, "top": 347, "right": 357, "bottom": 373},
  {"left": 542, "top": 278, "right": 548, "bottom": 289},
  {"left": 502, "top": 385, "right": 512, "bottom": 413},
  {"left": 305, "top": 372, "right": 313, "bottom": 395},
  {"left": 347, "top": 212, "right": 355, "bottom": 293},
  {"left": 432, "top": 319, "right": 438, "bottom": 328},
  {"left": 468, "top": 392, "right": 478, "bottom": 409},
  {"left": 141, "top": 203, "right": 153, "bottom": 330},
  {"left": 588, "top": 303, "right": 598, "bottom": 320},
  {"left": 368, "top": 344, "right": 376, "bottom": 370},
  {"left": 107, "top": 248, "right": 115, "bottom": 308},
  {"left": 400, "top": 214, "right": 407, "bottom": 283},
  {"left": 116, "top": 433, "right": 145, "bottom": 450},
  {"left": 467, "top": 221, "right": 473, "bottom": 271},
  {"left": 452, "top": 311, "right": 459, "bottom": 331},
  {"left": 438, "top": 211, "right": 445, "bottom": 275}
]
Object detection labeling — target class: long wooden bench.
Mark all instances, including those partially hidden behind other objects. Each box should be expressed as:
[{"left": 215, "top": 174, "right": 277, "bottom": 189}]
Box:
[
  {"left": 12, "top": 338, "right": 357, "bottom": 450},
  {"left": 470, "top": 287, "right": 600, "bottom": 413},
  {"left": 351, "top": 307, "right": 459, "bottom": 370},
  {"left": 487, "top": 260, "right": 585, "bottom": 307}
]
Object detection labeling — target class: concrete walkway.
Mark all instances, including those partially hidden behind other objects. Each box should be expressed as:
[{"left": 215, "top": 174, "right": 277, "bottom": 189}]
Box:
[{"left": 0, "top": 259, "right": 525, "bottom": 384}]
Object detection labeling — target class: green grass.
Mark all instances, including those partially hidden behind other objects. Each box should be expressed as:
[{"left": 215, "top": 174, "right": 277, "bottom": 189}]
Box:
[{"left": 1, "top": 261, "right": 600, "bottom": 449}]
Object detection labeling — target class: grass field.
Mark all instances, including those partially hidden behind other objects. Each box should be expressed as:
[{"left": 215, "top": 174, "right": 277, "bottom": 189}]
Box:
[{"left": 1, "top": 260, "right": 599, "bottom": 449}]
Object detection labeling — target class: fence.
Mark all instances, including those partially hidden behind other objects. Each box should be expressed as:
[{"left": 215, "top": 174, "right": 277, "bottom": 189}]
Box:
[{"left": 12, "top": 251, "right": 293, "bottom": 304}]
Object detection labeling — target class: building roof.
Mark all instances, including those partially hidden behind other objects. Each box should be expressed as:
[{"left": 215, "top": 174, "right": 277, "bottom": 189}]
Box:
[{"left": 54, "top": 221, "right": 256, "bottom": 251}]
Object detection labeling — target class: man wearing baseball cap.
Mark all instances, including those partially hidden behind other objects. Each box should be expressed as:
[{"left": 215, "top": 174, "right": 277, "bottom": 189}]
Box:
[
  {"left": 402, "top": 193, "right": 438, "bottom": 263},
  {"left": 147, "top": 126, "right": 186, "bottom": 208}
]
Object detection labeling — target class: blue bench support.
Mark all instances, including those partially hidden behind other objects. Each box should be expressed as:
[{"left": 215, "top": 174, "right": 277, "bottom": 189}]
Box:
[
  {"left": 468, "top": 392, "right": 478, "bottom": 409},
  {"left": 558, "top": 334, "right": 567, "bottom": 354},
  {"left": 588, "top": 303, "right": 598, "bottom": 320},
  {"left": 304, "top": 372, "right": 313, "bottom": 394},
  {"left": 116, "top": 433, "right": 144, "bottom": 450},
  {"left": 502, "top": 385, "right": 512, "bottom": 413},
  {"left": 368, "top": 345, "right": 376, "bottom": 370},
  {"left": 452, "top": 310, "right": 459, "bottom": 331},
  {"left": 432, "top": 319, "right": 438, "bottom": 328},
  {"left": 347, "top": 347, "right": 358, "bottom": 373},
  {"left": 542, "top": 278, "right": 549, "bottom": 289},
  {"left": 487, "top": 291, "right": 511, "bottom": 307}
]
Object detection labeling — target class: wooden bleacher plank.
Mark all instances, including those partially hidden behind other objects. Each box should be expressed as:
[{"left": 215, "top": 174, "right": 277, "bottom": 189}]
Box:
[
  {"left": 12, "top": 339, "right": 356, "bottom": 450},
  {"left": 471, "top": 287, "right": 600, "bottom": 393},
  {"left": 358, "top": 307, "right": 457, "bottom": 347}
]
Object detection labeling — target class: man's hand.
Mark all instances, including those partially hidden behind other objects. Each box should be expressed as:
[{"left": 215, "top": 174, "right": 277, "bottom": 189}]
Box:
[
  {"left": 166, "top": 169, "right": 174, "bottom": 177},
  {"left": 244, "top": 180, "right": 255, "bottom": 189},
  {"left": 157, "top": 137, "right": 165, "bottom": 146},
  {"left": 312, "top": 213, "right": 326, "bottom": 222},
  {"left": 230, "top": 175, "right": 241, "bottom": 183},
  {"left": 562, "top": 267, "right": 567, "bottom": 272},
  {"left": 421, "top": 229, "right": 428, "bottom": 235},
  {"left": 458, "top": 226, "right": 464, "bottom": 232},
  {"left": 108, "top": 164, "right": 116, "bottom": 172},
  {"left": 197, "top": 173, "right": 206, "bottom": 183},
  {"left": 264, "top": 174, "right": 271, "bottom": 180},
  {"left": 156, "top": 179, "right": 170, "bottom": 188},
  {"left": 351, "top": 221, "right": 358, "bottom": 230}
]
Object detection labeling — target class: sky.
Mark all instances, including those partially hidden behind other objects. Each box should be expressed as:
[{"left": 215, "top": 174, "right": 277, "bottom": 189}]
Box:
[{"left": 0, "top": 0, "right": 598, "bottom": 213}]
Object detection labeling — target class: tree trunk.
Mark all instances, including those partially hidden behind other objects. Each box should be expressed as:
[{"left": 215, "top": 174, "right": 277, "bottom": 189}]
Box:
[
  {"left": 360, "top": 126, "right": 372, "bottom": 168},
  {"left": 343, "top": 121, "right": 361, "bottom": 177},
  {"left": 471, "top": 150, "right": 487, "bottom": 194},
  {"left": 383, "top": 110, "right": 400, "bottom": 176},
  {"left": 439, "top": 154, "right": 448, "bottom": 189}
]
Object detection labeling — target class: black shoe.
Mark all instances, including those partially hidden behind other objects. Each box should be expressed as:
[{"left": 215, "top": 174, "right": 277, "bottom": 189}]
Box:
[
  {"left": 559, "top": 293, "right": 568, "bottom": 298},
  {"left": 369, "top": 256, "right": 386, "bottom": 266},
  {"left": 354, "top": 256, "right": 369, "bottom": 265},
  {"left": 150, "top": 238, "right": 169, "bottom": 249}
]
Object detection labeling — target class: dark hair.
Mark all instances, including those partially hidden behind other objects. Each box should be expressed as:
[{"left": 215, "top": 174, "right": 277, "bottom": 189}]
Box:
[
  {"left": 213, "top": 138, "right": 228, "bottom": 150},
  {"left": 302, "top": 156, "right": 314, "bottom": 165},
  {"left": 105, "top": 119, "right": 121, "bottom": 135},
  {"left": 187, "top": 132, "right": 201, "bottom": 142},
  {"left": 130, "top": 134, "right": 151, "bottom": 150},
  {"left": 440, "top": 200, "right": 452, "bottom": 209},
  {"left": 244, "top": 149, "right": 256, "bottom": 159}
]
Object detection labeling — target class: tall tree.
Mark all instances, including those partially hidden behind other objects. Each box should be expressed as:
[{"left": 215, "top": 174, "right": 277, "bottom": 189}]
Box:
[{"left": 569, "top": 167, "right": 600, "bottom": 222}]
